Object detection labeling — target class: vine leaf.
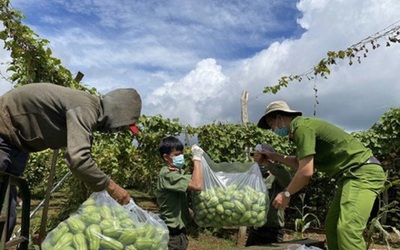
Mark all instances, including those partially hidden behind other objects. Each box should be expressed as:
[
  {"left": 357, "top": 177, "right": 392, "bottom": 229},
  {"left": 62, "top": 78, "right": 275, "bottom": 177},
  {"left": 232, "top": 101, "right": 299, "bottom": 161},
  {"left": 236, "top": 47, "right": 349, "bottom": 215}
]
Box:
[{"left": 263, "top": 23, "right": 400, "bottom": 95}]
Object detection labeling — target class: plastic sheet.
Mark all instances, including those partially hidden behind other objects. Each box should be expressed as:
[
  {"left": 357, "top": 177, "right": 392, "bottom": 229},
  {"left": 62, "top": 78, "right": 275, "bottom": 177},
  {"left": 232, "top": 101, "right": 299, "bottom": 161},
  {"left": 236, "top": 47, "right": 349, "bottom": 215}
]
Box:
[
  {"left": 192, "top": 153, "right": 269, "bottom": 228},
  {"left": 42, "top": 191, "right": 169, "bottom": 250}
]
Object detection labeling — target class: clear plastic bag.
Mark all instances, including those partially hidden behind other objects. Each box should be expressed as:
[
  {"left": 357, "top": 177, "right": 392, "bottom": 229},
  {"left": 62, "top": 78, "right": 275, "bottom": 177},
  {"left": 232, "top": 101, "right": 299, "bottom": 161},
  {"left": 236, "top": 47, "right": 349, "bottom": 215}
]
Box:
[
  {"left": 286, "top": 244, "right": 324, "bottom": 250},
  {"left": 192, "top": 153, "right": 269, "bottom": 228},
  {"left": 42, "top": 191, "right": 169, "bottom": 250}
]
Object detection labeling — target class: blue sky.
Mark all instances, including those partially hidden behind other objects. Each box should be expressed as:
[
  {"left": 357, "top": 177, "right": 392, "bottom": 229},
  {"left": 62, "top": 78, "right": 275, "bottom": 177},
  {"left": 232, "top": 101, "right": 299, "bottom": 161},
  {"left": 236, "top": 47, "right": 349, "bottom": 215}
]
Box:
[{"left": 1, "top": 0, "right": 399, "bottom": 132}]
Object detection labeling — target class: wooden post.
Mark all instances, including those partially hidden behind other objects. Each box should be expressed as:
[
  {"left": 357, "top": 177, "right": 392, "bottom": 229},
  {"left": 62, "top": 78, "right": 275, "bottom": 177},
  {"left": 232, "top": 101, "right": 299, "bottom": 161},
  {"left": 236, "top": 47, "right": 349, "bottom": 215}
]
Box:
[
  {"left": 37, "top": 149, "right": 58, "bottom": 244},
  {"left": 184, "top": 126, "right": 191, "bottom": 148},
  {"left": 241, "top": 91, "right": 249, "bottom": 127},
  {"left": 237, "top": 91, "right": 249, "bottom": 246},
  {"left": 74, "top": 71, "right": 84, "bottom": 83},
  {"left": 241, "top": 90, "right": 251, "bottom": 161}
]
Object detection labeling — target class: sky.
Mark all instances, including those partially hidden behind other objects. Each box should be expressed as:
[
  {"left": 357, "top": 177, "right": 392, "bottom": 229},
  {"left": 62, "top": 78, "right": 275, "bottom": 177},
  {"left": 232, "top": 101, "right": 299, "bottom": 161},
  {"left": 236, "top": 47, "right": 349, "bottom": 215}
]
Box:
[{"left": 1, "top": 0, "right": 399, "bottom": 132}]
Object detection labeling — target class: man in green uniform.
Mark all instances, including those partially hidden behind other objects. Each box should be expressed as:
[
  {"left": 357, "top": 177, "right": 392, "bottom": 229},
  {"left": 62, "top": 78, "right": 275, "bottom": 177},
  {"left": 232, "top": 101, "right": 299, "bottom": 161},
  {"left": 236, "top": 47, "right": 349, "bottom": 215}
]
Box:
[
  {"left": 257, "top": 100, "right": 386, "bottom": 250},
  {"left": 156, "top": 136, "right": 204, "bottom": 250},
  {"left": 245, "top": 143, "right": 292, "bottom": 246},
  {"left": 0, "top": 83, "right": 141, "bottom": 239}
]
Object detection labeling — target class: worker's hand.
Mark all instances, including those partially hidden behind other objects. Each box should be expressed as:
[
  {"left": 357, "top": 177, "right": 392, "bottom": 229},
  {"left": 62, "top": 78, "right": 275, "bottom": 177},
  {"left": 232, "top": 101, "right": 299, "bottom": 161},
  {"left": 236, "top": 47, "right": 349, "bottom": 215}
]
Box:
[
  {"left": 107, "top": 179, "right": 130, "bottom": 205},
  {"left": 259, "top": 149, "right": 275, "bottom": 162},
  {"left": 272, "top": 192, "right": 290, "bottom": 210},
  {"left": 191, "top": 145, "right": 204, "bottom": 161}
]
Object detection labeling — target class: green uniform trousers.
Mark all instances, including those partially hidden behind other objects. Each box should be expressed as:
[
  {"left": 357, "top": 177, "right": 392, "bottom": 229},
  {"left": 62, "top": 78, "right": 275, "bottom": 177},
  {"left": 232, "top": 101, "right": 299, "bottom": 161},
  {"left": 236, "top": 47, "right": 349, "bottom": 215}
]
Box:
[{"left": 325, "top": 164, "right": 386, "bottom": 250}]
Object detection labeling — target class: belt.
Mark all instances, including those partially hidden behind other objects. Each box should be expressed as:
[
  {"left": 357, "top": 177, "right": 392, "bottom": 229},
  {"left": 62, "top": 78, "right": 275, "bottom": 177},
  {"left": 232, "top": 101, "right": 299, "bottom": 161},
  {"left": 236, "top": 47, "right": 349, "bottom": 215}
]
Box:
[
  {"left": 168, "top": 227, "right": 187, "bottom": 236},
  {"left": 334, "top": 156, "right": 381, "bottom": 179},
  {"left": 364, "top": 156, "right": 381, "bottom": 165}
]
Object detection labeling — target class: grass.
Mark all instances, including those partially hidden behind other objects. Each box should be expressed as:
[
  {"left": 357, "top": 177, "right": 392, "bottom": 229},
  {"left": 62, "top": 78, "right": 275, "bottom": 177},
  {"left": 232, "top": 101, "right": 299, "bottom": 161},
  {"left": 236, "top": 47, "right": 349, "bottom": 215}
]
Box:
[{"left": 188, "top": 229, "right": 238, "bottom": 250}]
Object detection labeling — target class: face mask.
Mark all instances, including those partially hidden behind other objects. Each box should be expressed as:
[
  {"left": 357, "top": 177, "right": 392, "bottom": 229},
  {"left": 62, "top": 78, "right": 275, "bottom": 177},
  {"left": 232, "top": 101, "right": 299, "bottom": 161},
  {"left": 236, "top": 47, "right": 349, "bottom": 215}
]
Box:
[
  {"left": 273, "top": 117, "right": 289, "bottom": 137},
  {"left": 274, "top": 127, "right": 289, "bottom": 137},
  {"left": 172, "top": 154, "right": 185, "bottom": 169}
]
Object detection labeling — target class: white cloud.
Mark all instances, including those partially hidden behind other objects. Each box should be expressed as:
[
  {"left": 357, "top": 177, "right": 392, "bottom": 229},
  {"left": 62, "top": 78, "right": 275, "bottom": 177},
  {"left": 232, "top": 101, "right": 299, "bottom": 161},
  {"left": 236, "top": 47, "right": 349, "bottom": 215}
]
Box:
[
  {"left": 2, "top": 0, "right": 400, "bottom": 132},
  {"left": 143, "top": 0, "right": 400, "bottom": 131},
  {"left": 145, "top": 58, "right": 231, "bottom": 125}
]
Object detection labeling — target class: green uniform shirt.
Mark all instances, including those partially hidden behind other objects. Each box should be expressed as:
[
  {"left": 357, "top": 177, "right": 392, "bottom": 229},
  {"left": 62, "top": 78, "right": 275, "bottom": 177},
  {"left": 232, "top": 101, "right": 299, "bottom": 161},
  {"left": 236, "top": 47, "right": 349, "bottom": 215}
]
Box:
[
  {"left": 290, "top": 117, "right": 373, "bottom": 178},
  {"left": 157, "top": 166, "right": 191, "bottom": 229}
]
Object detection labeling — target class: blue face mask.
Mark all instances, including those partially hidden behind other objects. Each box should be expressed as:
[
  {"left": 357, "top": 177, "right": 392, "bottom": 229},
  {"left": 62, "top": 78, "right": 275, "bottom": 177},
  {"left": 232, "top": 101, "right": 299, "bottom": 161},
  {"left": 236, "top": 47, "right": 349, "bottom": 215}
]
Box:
[
  {"left": 274, "top": 127, "right": 289, "bottom": 137},
  {"left": 273, "top": 117, "right": 289, "bottom": 137},
  {"left": 172, "top": 154, "right": 185, "bottom": 169}
]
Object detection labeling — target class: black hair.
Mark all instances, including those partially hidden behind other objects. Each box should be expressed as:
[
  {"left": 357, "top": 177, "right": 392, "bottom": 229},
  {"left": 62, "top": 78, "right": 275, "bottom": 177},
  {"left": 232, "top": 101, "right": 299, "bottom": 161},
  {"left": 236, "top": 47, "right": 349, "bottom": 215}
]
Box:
[{"left": 158, "top": 136, "right": 184, "bottom": 158}]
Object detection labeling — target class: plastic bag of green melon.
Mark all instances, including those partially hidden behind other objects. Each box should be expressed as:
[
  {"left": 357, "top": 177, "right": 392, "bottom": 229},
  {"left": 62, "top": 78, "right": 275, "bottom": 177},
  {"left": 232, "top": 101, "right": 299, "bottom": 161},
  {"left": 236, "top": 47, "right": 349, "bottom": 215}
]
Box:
[
  {"left": 41, "top": 190, "right": 169, "bottom": 250},
  {"left": 192, "top": 152, "right": 269, "bottom": 228}
]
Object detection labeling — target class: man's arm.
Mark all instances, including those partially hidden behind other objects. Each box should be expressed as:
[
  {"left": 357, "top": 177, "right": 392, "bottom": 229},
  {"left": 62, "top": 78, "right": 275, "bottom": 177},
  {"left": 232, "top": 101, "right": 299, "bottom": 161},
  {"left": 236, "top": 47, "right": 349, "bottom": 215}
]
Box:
[
  {"left": 188, "top": 159, "right": 203, "bottom": 191},
  {"left": 187, "top": 145, "right": 204, "bottom": 191},
  {"left": 66, "top": 108, "right": 129, "bottom": 204},
  {"left": 272, "top": 155, "right": 314, "bottom": 210},
  {"left": 261, "top": 150, "right": 298, "bottom": 169},
  {"left": 284, "top": 155, "right": 314, "bottom": 195}
]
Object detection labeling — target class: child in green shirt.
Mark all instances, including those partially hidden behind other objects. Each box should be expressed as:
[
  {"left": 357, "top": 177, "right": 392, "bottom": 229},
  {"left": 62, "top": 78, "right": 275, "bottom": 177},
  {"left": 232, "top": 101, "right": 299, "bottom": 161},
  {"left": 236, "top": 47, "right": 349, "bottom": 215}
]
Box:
[{"left": 156, "top": 136, "right": 204, "bottom": 250}]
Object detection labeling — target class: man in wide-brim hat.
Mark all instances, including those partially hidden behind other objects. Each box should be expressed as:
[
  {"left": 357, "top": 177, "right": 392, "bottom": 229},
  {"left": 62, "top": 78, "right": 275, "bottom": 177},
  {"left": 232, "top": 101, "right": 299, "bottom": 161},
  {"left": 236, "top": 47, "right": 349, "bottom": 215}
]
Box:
[{"left": 256, "top": 100, "right": 385, "bottom": 250}]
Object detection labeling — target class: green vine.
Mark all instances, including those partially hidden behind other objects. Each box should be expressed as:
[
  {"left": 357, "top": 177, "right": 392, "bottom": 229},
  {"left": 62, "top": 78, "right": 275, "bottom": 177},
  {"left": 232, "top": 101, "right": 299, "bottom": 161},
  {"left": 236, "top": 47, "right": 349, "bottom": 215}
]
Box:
[
  {"left": 0, "top": 0, "right": 88, "bottom": 90},
  {"left": 264, "top": 22, "right": 400, "bottom": 94},
  {"left": 1, "top": 1, "right": 399, "bottom": 246}
]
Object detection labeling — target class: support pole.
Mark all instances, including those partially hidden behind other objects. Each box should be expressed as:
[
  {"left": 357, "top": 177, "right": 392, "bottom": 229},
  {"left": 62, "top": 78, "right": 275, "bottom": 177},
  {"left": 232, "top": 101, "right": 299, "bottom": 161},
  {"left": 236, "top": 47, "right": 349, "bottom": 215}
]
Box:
[
  {"left": 240, "top": 91, "right": 249, "bottom": 128},
  {"left": 238, "top": 90, "right": 249, "bottom": 246},
  {"left": 37, "top": 151, "right": 58, "bottom": 243}
]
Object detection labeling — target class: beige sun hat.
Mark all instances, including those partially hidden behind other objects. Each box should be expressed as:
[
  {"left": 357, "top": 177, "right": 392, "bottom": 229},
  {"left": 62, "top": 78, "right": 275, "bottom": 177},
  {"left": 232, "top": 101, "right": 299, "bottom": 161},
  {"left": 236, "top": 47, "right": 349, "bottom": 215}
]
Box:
[{"left": 257, "top": 101, "right": 302, "bottom": 129}]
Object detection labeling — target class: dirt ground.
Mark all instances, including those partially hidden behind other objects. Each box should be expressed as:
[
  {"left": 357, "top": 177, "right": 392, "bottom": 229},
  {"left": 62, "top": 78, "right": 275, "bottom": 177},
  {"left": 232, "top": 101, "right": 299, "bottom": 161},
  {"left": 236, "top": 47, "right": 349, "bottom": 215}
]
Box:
[
  {"left": 74, "top": 192, "right": 400, "bottom": 250},
  {"left": 187, "top": 227, "right": 400, "bottom": 250},
  {"left": 131, "top": 193, "right": 400, "bottom": 250}
]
